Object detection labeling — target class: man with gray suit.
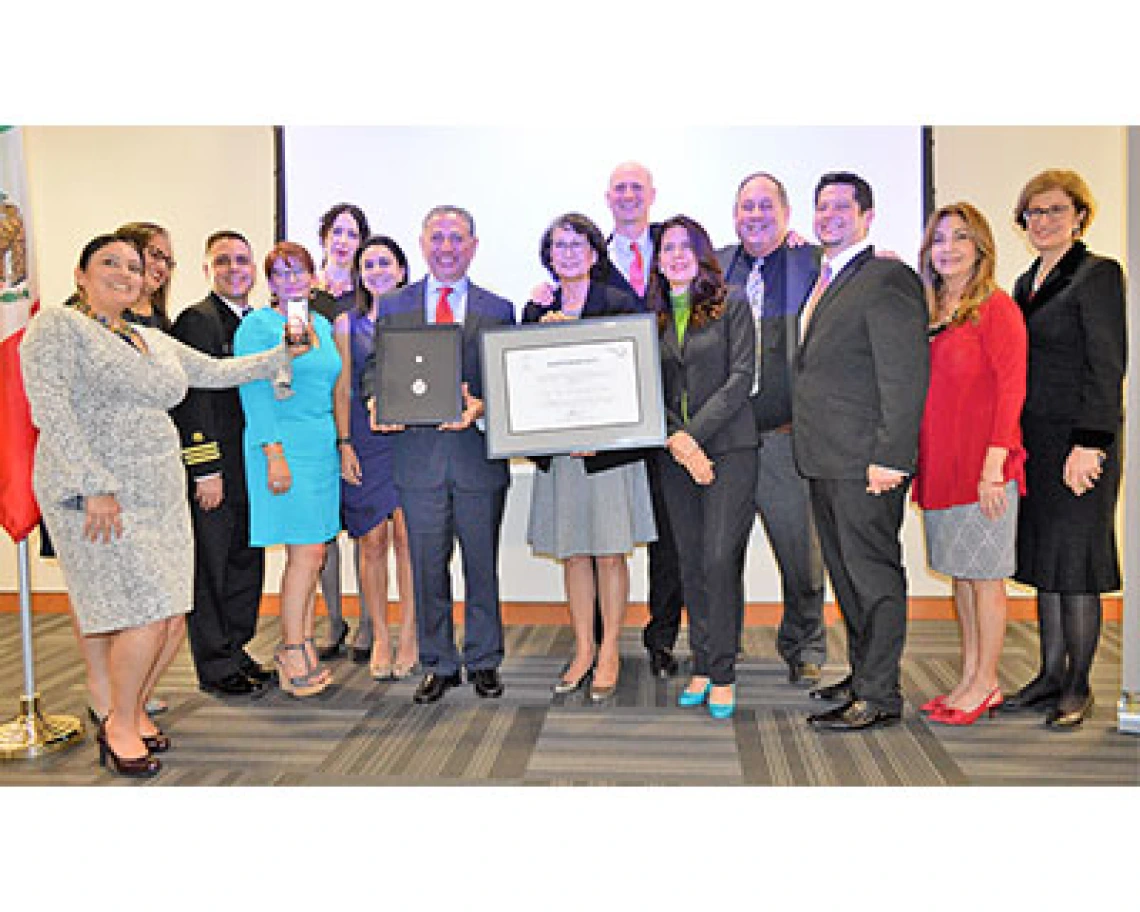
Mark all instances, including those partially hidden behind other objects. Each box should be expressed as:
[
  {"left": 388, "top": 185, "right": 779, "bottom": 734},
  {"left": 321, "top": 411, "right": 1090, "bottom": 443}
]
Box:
[
  {"left": 362, "top": 205, "right": 516, "bottom": 704},
  {"left": 793, "top": 172, "right": 928, "bottom": 731},
  {"left": 716, "top": 172, "right": 827, "bottom": 686}
]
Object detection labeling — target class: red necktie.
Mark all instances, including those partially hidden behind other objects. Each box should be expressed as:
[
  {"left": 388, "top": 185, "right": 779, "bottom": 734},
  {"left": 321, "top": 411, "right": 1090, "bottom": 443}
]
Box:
[
  {"left": 435, "top": 285, "right": 455, "bottom": 324},
  {"left": 629, "top": 242, "right": 646, "bottom": 297}
]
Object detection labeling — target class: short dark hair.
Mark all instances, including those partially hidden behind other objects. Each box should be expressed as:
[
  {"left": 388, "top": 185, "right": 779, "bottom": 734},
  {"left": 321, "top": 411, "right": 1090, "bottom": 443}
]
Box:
[
  {"left": 318, "top": 203, "right": 370, "bottom": 247},
  {"left": 204, "top": 229, "right": 251, "bottom": 254},
  {"left": 734, "top": 171, "right": 789, "bottom": 209},
  {"left": 539, "top": 212, "right": 610, "bottom": 281},
  {"left": 79, "top": 233, "right": 143, "bottom": 271},
  {"left": 352, "top": 235, "right": 411, "bottom": 315},
  {"left": 422, "top": 205, "right": 476, "bottom": 237},
  {"left": 814, "top": 171, "right": 873, "bottom": 212}
]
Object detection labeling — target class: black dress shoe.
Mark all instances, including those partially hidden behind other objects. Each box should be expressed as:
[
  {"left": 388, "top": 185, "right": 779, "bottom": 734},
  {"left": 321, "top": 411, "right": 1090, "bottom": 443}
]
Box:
[
  {"left": 470, "top": 668, "right": 504, "bottom": 698},
  {"left": 809, "top": 675, "right": 853, "bottom": 702},
  {"left": 648, "top": 648, "right": 679, "bottom": 678},
  {"left": 350, "top": 646, "right": 371, "bottom": 664},
  {"left": 201, "top": 672, "right": 263, "bottom": 696},
  {"left": 789, "top": 661, "right": 823, "bottom": 686},
  {"left": 412, "top": 671, "right": 462, "bottom": 704},
  {"left": 808, "top": 699, "right": 901, "bottom": 731},
  {"left": 240, "top": 661, "right": 274, "bottom": 683},
  {"left": 1045, "top": 693, "right": 1094, "bottom": 729}
]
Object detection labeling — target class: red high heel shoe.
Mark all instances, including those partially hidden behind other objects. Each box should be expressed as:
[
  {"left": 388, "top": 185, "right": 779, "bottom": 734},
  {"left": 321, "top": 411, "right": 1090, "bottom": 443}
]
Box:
[
  {"left": 930, "top": 689, "right": 1003, "bottom": 726},
  {"left": 920, "top": 695, "right": 947, "bottom": 714}
]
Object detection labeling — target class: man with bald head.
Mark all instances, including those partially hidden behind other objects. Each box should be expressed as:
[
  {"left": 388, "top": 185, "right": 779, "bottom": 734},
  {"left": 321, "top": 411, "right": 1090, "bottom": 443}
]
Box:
[
  {"left": 716, "top": 172, "right": 827, "bottom": 685},
  {"left": 602, "top": 161, "right": 686, "bottom": 678}
]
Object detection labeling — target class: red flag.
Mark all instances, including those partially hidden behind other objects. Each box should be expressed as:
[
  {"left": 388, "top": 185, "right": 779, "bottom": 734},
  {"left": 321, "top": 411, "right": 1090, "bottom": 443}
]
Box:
[{"left": 0, "top": 127, "right": 41, "bottom": 542}]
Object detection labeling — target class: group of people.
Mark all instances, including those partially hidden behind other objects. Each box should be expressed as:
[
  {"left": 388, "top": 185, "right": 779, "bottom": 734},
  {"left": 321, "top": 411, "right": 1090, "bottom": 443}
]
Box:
[{"left": 19, "top": 161, "right": 1126, "bottom": 777}]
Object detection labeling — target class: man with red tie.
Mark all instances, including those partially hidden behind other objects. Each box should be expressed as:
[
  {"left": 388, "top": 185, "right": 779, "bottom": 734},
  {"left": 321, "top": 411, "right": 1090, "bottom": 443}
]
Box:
[
  {"left": 361, "top": 206, "right": 516, "bottom": 704},
  {"left": 602, "top": 162, "right": 687, "bottom": 679}
]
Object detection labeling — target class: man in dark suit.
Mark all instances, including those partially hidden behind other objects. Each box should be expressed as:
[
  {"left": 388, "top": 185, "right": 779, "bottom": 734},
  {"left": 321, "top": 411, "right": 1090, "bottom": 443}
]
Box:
[
  {"left": 362, "top": 205, "right": 515, "bottom": 704},
  {"left": 602, "top": 161, "right": 686, "bottom": 678},
  {"left": 170, "top": 230, "right": 272, "bottom": 696},
  {"left": 793, "top": 172, "right": 928, "bottom": 731},
  {"left": 716, "top": 172, "right": 827, "bottom": 686}
]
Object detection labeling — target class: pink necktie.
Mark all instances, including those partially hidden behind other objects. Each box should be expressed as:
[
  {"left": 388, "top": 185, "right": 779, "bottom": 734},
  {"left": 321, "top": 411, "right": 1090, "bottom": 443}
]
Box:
[
  {"left": 435, "top": 286, "right": 454, "bottom": 324},
  {"left": 799, "top": 262, "right": 833, "bottom": 341},
  {"left": 629, "top": 242, "right": 646, "bottom": 297}
]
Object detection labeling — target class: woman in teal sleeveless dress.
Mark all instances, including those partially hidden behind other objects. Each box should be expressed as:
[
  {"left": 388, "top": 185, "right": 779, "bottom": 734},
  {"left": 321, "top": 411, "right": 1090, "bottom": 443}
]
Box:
[{"left": 235, "top": 241, "right": 341, "bottom": 696}]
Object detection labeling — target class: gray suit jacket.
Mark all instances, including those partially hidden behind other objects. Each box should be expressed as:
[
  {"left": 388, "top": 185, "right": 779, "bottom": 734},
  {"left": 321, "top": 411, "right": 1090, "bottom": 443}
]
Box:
[
  {"left": 361, "top": 277, "right": 516, "bottom": 491},
  {"left": 792, "top": 247, "right": 928, "bottom": 479}
]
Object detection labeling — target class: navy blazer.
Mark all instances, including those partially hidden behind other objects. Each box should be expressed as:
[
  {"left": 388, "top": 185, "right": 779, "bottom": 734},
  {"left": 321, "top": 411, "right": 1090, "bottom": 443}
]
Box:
[
  {"left": 658, "top": 293, "right": 757, "bottom": 456},
  {"left": 362, "top": 277, "right": 516, "bottom": 492},
  {"left": 715, "top": 240, "right": 821, "bottom": 431},
  {"left": 792, "top": 247, "right": 929, "bottom": 479},
  {"left": 1012, "top": 241, "right": 1127, "bottom": 449}
]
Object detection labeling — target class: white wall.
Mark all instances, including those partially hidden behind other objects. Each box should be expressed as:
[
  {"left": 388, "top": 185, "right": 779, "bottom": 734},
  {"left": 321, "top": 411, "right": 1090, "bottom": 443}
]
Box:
[{"left": 2, "top": 126, "right": 1130, "bottom": 604}]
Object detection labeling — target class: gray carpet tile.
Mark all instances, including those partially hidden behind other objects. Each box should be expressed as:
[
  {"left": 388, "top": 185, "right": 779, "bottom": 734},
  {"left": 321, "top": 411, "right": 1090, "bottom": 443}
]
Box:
[{"left": 0, "top": 615, "right": 1135, "bottom": 786}]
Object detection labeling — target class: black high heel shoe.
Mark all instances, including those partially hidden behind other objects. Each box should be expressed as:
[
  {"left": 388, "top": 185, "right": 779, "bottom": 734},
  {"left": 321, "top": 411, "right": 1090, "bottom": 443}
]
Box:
[
  {"left": 999, "top": 678, "right": 1061, "bottom": 713},
  {"left": 553, "top": 663, "right": 594, "bottom": 695},
  {"left": 96, "top": 719, "right": 161, "bottom": 778},
  {"left": 317, "top": 624, "right": 350, "bottom": 661},
  {"left": 1045, "top": 693, "right": 1095, "bottom": 729},
  {"left": 142, "top": 728, "right": 171, "bottom": 753}
]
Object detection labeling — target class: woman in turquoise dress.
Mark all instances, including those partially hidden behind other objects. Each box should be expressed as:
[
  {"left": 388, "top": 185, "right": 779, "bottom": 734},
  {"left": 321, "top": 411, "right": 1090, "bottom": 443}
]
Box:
[{"left": 235, "top": 241, "right": 342, "bottom": 697}]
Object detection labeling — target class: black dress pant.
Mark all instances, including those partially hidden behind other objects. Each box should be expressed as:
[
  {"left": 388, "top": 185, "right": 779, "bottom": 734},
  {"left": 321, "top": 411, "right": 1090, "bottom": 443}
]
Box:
[
  {"left": 658, "top": 448, "right": 756, "bottom": 685},
  {"left": 186, "top": 464, "right": 265, "bottom": 685},
  {"left": 808, "top": 477, "right": 910, "bottom": 714},
  {"left": 640, "top": 451, "right": 686, "bottom": 652}
]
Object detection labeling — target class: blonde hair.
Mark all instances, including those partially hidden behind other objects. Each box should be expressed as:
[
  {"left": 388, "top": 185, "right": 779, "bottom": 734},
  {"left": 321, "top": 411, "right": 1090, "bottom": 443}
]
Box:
[
  {"left": 1013, "top": 169, "right": 1096, "bottom": 235},
  {"left": 918, "top": 202, "right": 997, "bottom": 326}
]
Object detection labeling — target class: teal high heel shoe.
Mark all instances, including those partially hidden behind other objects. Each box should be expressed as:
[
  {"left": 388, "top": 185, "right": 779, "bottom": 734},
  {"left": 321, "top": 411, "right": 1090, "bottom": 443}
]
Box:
[
  {"left": 678, "top": 679, "right": 712, "bottom": 707},
  {"left": 708, "top": 685, "right": 736, "bottom": 720}
]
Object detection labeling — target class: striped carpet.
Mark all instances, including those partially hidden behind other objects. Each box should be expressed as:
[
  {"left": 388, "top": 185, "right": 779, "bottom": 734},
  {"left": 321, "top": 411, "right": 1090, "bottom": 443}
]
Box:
[{"left": 0, "top": 615, "right": 1135, "bottom": 786}]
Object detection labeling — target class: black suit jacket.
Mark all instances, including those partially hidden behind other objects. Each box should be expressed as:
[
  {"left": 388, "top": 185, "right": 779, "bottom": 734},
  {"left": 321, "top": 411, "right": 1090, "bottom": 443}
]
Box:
[
  {"left": 169, "top": 293, "right": 246, "bottom": 480},
  {"left": 659, "top": 293, "right": 758, "bottom": 456},
  {"left": 716, "top": 240, "right": 822, "bottom": 431},
  {"left": 1012, "top": 241, "right": 1127, "bottom": 449},
  {"left": 792, "top": 247, "right": 929, "bottom": 479},
  {"left": 601, "top": 223, "right": 661, "bottom": 307}
]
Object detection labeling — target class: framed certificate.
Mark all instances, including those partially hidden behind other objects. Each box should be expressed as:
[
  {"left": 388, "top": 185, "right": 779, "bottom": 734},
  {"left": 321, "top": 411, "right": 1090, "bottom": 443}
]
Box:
[
  {"left": 373, "top": 324, "right": 462, "bottom": 425},
  {"left": 480, "top": 313, "right": 665, "bottom": 459}
]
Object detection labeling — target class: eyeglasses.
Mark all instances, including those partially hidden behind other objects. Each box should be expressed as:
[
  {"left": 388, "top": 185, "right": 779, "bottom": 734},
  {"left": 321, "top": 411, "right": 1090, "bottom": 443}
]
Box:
[
  {"left": 552, "top": 239, "right": 588, "bottom": 252},
  {"left": 212, "top": 254, "right": 252, "bottom": 268},
  {"left": 271, "top": 266, "right": 310, "bottom": 280},
  {"left": 1023, "top": 204, "right": 1072, "bottom": 222},
  {"left": 146, "top": 245, "right": 177, "bottom": 269}
]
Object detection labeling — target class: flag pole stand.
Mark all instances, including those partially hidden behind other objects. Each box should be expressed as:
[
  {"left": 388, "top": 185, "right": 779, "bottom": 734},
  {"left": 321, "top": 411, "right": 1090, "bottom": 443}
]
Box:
[{"left": 0, "top": 538, "right": 83, "bottom": 760}]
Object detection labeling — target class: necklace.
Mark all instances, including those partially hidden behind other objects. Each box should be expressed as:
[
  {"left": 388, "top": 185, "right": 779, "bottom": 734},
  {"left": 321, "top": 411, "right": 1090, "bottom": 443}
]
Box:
[{"left": 75, "top": 297, "right": 147, "bottom": 352}]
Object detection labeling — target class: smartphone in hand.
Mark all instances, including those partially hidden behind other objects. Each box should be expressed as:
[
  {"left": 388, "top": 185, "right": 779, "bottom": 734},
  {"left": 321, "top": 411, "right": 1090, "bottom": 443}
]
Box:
[{"left": 285, "top": 298, "right": 309, "bottom": 346}]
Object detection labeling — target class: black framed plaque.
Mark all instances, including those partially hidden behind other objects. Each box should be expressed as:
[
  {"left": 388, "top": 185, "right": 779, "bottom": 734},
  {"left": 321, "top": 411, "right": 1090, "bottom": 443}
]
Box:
[
  {"left": 374, "top": 324, "right": 462, "bottom": 425},
  {"left": 480, "top": 313, "right": 665, "bottom": 459}
]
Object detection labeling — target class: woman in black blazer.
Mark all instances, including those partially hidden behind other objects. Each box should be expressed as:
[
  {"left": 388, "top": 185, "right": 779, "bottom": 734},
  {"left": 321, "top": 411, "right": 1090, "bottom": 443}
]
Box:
[
  {"left": 524, "top": 213, "right": 657, "bottom": 702},
  {"left": 1002, "top": 170, "right": 1127, "bottom": 729},
  {"left": 651, "top": 215, "right": 757, "bottom": 719}
]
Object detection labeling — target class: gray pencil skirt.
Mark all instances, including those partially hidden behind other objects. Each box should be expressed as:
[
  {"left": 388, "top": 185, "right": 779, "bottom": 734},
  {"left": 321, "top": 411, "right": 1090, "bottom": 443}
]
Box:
[{"left": 922, "top": 482, "right": 1019, "bottom": 580}]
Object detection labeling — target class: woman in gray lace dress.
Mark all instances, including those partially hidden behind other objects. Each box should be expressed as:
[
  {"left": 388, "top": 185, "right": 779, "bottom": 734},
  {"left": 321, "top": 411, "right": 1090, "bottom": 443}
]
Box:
[{"left": 21, "top": 233, "right": 296, "bottom": 777}]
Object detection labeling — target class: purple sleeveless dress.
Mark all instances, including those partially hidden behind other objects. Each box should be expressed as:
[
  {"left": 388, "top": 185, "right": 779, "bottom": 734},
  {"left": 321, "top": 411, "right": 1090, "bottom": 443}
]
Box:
[{"left": 342, "top": 308, "right": 400, "bottom": 536}]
